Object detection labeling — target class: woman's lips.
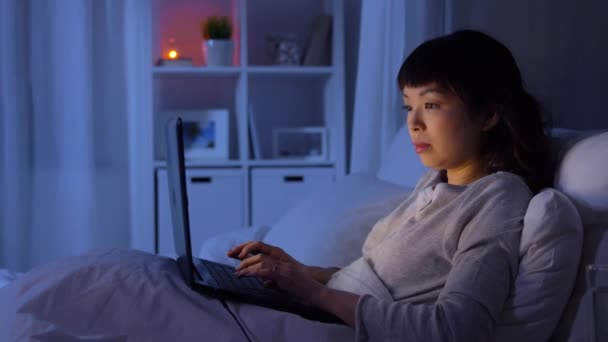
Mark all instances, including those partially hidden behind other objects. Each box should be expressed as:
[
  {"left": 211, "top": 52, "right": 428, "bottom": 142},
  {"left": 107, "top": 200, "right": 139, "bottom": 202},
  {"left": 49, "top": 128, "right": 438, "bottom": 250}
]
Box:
[{"left": 414, "top": 143, "right": 431, "bottom": 154}]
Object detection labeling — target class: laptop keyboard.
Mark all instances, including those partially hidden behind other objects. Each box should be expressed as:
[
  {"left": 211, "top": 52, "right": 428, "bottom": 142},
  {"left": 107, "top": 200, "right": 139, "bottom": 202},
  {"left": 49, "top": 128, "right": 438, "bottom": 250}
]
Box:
[{"left": 199, "top": 259, "right": 266, "bottom": 291}]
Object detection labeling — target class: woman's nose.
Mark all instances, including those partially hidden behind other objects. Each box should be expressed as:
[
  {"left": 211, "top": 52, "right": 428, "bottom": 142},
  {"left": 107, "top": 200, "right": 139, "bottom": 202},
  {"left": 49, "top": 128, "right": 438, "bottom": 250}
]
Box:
[{"left": 407, "top": 110, "right": 424, "bottom": 132}]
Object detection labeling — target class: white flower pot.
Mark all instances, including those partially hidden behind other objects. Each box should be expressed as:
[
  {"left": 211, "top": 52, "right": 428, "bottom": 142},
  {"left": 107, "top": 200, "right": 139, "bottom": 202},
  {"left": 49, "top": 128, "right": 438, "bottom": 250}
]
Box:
[{"left": 202, "top": 39, "right": 234, "bottom": 66}]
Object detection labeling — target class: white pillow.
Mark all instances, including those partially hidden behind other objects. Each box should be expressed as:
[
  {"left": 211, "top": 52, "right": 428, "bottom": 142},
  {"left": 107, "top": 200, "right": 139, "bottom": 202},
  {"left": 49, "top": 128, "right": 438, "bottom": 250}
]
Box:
[
  {"left": 554, "top": 131, "right": 608, "bottom": 216},
  {"left": 494, "top": 189, "right": 583, "bottom": 342},
  {"left": 551, "top": 131, "right": 608, "bottom": 341},
  {"left": 376, "top": 124, "right": 428, "bottom": 188},
  {"left": 263, "top": 173, "right": 411, "bottom": 268}
]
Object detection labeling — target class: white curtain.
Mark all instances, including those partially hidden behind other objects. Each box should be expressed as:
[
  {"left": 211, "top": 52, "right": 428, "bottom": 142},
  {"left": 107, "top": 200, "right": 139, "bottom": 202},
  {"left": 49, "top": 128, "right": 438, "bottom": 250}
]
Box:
[
  {"left": 350, "top": 0, "right": 449, "bottom": 174},
  {"left": 0, "top": 0, "right": 148, "bottom": 272}
]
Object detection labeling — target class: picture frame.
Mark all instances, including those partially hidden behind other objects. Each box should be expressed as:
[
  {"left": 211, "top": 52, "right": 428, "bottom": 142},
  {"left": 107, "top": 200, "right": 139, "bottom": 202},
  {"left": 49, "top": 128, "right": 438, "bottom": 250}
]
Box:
[
  {"left": 160, "top": 109, "right": 230, "bottom": 160},
  {"left": 272, "top": 126, "right": 328, "bottom": 160}
]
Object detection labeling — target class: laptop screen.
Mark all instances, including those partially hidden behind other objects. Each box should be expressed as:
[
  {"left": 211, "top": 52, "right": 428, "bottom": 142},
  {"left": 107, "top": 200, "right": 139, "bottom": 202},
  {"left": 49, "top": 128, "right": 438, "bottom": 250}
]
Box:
[{"left": 165, "top": 117, "right": 195, "bottom": 286}]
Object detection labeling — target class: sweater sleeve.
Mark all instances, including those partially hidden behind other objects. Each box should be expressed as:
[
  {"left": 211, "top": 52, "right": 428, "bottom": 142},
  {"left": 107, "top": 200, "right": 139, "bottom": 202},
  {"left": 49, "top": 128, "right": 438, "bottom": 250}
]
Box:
[{"left": 354, "top": 174, "right": 532, "bottom": 342}]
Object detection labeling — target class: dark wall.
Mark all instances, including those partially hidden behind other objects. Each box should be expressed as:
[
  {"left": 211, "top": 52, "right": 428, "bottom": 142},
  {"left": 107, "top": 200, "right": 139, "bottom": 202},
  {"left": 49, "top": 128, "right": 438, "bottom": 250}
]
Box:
[{"left": 451, "top": 0, "right": 608, "bottom": 130}]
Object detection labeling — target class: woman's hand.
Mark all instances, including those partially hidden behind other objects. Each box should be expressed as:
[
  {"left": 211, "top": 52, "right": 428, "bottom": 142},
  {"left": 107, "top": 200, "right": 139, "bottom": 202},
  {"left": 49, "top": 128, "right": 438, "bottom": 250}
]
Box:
[
  {"left": 227, "top": 241, "right": 322, "bottom": 305},
  {"left": 227, "top": 240, "right": 299, "bottom": 265},
  {"left": 227, "top": 240, "right": 359, "bottom": 326}
]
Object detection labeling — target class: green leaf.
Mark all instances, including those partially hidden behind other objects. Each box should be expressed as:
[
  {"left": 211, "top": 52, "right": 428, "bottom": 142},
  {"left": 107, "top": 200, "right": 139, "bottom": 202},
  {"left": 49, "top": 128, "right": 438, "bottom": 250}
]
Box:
[{"left": 201, "top": 15, "right": 232, "bottom": 40}]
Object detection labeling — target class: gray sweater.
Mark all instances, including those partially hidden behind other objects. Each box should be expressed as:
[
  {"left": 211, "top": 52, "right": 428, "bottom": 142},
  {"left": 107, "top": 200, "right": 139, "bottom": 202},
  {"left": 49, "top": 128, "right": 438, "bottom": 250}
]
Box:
[{"left": 327, "top": 170, "right": 532, "bottom": 341}]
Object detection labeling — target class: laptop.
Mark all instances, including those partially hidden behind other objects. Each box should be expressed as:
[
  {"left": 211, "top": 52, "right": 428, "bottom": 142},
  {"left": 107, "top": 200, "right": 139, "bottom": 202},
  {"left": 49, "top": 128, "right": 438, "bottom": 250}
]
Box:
[{"left": 164, "top": 117, "right": 342, "bottom": 324}]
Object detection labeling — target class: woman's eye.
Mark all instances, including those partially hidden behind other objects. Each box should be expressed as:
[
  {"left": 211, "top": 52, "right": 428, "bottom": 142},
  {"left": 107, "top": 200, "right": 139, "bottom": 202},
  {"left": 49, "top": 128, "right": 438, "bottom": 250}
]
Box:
[
  {"left": 424, "top": 103, "right": 438, "bottom": 109},
  {"left": 403, "top": 105, "right": 412, "bottom": 112}
]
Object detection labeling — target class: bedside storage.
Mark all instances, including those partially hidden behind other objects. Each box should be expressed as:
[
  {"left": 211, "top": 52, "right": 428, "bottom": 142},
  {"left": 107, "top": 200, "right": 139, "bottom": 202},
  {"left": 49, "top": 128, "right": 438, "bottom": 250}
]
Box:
[
  {"left": 251, "top": 167, "right": 335, "bottom": 226},
  {"left": 156, "top": 168, "right": 244, "bottom": 257},
  {"left": 129, "top": 0, "right": 347, "bottom": 253}
]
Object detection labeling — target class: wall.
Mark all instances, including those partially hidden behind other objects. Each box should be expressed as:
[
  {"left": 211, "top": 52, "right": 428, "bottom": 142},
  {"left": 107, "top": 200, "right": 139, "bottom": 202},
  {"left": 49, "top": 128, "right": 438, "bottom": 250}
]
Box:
[{"left": 450, "top": 0, "right": 608, "bottom": 130}]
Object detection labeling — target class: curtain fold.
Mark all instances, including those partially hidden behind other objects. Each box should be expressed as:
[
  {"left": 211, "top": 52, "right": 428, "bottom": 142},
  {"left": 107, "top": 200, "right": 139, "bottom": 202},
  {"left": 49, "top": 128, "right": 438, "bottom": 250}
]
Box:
[
  {"left": 0, "top": 0, "right": 33, "bottom": 272},
  {"left": 349, "top": 0, "right": 449, "bottom": 174},
  {"left": 0, "top": 0, "right": 140, "bottom": 271}
]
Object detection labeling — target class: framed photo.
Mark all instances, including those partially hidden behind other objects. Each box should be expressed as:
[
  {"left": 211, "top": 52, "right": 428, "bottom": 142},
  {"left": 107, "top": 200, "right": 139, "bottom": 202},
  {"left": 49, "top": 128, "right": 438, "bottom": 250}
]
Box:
[
  {"left": 161, "top": 109, "right": 230, "bottom": 160},
  {"left": 272, "top": 126, "right": 328, "bottom": 160}
]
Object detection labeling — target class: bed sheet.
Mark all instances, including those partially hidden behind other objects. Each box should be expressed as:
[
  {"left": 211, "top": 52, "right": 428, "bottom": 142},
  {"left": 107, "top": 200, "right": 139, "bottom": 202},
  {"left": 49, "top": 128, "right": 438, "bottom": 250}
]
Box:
[{"left": 0, "top": 249, "right": 354, "bottom": 341}]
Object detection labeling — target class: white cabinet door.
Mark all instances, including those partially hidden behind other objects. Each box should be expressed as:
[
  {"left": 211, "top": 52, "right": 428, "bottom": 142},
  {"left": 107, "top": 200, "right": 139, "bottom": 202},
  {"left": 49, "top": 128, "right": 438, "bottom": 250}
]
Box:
[
  {"left": 156, "top": 168, "right": 243, "bottom": 258},
  {"left": 251, "top": 167, "right": 335, "bottom": 226}
]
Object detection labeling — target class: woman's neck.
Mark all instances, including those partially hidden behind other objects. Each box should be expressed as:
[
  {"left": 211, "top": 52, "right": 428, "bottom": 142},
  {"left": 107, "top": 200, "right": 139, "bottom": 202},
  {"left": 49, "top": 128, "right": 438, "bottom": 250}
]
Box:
[{"left": 445, "top": 162, "right": 489, "bottom": 186}]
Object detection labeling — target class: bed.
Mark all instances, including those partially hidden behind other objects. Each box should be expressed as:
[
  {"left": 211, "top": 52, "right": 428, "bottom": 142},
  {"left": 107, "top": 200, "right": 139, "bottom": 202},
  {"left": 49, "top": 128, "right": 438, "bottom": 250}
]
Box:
[{"left": 1, "top": 126, "right": 606, "bottom": 341}]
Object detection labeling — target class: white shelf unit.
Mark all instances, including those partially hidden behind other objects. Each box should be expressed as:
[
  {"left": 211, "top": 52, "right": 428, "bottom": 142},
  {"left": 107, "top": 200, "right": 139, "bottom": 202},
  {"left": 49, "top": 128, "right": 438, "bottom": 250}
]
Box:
[
  {"left": 152, "top": 66, "right": 243, "bottom": 76},
  {"left": 131, "top": 0, "right": 346, "bottom": 255}
]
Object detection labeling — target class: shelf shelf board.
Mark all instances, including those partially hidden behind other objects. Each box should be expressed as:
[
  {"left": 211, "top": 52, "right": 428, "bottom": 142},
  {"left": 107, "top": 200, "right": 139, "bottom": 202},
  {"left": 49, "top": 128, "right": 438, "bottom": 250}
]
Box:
[
  {"left": 152, "top": 66, "right": 242, "bottom": 77},
  {"left": 154, "top": 159, "right": 335, "bottom": 168},
  {"left": 247, "top": 66, "right": 334, "bottom": 78},
  {"left": 247, "top": 159, "right": 335, "bottom": 167},
  {"left": 152, "top": 66, "right": 334, "bottom": 78},
  {"left": 154, "top": 159, "right": 243, "bottom": 168}
]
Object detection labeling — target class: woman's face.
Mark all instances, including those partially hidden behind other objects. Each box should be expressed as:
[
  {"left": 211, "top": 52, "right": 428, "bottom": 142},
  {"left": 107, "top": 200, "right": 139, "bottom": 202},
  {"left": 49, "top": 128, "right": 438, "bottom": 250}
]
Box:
[{"left": 403, "top": 82, "right": 487, "bottom": 183}]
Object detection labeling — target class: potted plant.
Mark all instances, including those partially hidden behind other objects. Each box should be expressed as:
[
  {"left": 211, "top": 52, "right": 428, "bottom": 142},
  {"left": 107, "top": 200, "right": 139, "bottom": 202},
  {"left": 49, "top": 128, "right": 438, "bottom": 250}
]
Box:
[{"left": 200, "top": 16, "right": 233, "bottom": 66}]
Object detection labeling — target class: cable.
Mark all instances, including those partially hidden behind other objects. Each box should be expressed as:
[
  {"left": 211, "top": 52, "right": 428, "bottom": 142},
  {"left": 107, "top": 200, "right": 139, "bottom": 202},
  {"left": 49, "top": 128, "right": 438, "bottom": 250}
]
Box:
[{"left": 220, "top": 299, "right": 253, "bottom": 342}]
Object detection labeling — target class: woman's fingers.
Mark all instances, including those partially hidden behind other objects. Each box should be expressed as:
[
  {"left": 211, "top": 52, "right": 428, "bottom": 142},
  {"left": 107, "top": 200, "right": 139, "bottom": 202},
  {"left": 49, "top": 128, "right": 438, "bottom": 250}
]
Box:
[
  {"left": 228, "top": 240, "right": 265, "bottom": 259},
  {"left": 232, "top": 254, "right": 324, "bottom": 307},
  {"left": 238, "top": 241, "right": 272, "bottom": 259},
  {"left": 235, "top": 255, "right": 278, "bottom": 277},
  {"left": 227, "top": 241, "right": 251, "bottom": 258},
  {"left": 235, "top": 253, "right": 264, "bottom": 272}
]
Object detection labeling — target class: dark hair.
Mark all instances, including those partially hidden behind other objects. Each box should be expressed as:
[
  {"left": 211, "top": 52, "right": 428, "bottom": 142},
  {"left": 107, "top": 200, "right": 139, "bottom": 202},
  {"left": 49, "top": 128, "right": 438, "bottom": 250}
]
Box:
[{"left": 397, "top": 29, "right": 552, "bottom": 193}]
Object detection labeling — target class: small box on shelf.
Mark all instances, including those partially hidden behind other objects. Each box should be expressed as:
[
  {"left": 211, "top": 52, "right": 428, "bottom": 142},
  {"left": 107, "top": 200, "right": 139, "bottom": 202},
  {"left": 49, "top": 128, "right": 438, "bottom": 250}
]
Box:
[
  {"left": 156, "top": 58, "right": 194, "bottom": 67},
  {"left": 264, "top": 32, "right": 303, "bottom": 66},
  {"left": 272, "top": 127, "right": 328, "bottom": 161}
]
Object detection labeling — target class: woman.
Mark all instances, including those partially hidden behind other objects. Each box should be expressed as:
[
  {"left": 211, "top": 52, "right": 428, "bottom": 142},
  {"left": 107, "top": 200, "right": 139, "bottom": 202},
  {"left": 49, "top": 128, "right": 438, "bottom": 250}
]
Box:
[
  {"left": 228, "top": 29, "right": 552, "bottom": 341},
  {"left": 0, "top": 30, "right": 552, "bottom": 341}
]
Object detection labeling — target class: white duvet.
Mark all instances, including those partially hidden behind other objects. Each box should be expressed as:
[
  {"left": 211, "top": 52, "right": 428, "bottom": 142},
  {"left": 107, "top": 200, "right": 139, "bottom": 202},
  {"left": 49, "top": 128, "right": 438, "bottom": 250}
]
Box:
[{"left": 0, "top": 249, "right": 354, "bottom": 341}]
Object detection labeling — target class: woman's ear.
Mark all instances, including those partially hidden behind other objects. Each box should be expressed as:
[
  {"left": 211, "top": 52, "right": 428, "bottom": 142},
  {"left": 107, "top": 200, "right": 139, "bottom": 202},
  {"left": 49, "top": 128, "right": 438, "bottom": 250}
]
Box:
[{"left": 482, "top": 112, "right": 500, "bottom": 132}]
